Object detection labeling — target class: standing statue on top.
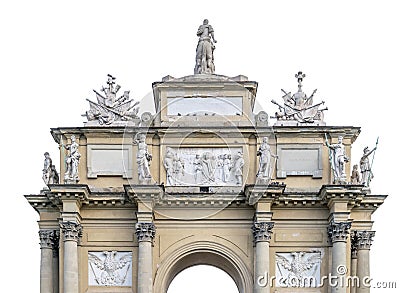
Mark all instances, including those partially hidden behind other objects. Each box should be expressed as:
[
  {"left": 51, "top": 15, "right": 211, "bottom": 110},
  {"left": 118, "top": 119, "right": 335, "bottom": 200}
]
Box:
[
  {"left": 64, "top": 135, "right": 81, "bottom": 183},
  {"left": 135, "top": 133, "right": 153, "bottom": 184},
  {"left": 194, "top": 19, "right": 217, "bottom": 74},
  {"left": 256, "top": 137, "right": 278, "bottom": 184},
  {"left": 42, "top": 152, "right": 60, "bottom": 185},
  {"left": 42, "top": 152, "right": 58, "bottom": 185},
  {"left": 325, "top": 135, "right": 349, "bottom": 184},
  {"left": 42, "top": 152, "right": 52, "bottom": 185},
  {"left": 360, "top": 143, "right": 377, "bottom": 186}
]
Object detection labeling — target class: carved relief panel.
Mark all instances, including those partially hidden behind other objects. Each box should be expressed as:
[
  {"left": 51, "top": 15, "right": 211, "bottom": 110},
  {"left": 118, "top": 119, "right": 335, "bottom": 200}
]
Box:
[
  {"left": 88, "top": 251, "right": 133, "bottom": 287},
  {"left": 163, "top": 147, "right": 244, "bottom": 186},
  {"left": 275, "top": 251, "right": 321, "bottom": 287}
]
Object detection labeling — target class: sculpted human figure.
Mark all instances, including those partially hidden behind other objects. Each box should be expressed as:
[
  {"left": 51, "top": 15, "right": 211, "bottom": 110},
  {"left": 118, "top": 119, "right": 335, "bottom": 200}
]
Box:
[
  {"left": 164, "top": 147, "right": 175, "bottom": 185},
  {"left": 50, "top": 164, "right": 59, "bottom": 184},
  {"left": 42, "top": 152, "right": 52, "bottom": 185},
  {"left": 200, "top": 152, "right": 216, "bottom": 183},
  {"left": 257, "top": 137, "right": 278, "bottom": 180},
  {"left": 136, "top": 133, "right": 153, "bottom": 184},
  {"left": 173, "top": 153, "right": 185, "bottom": 183},
  {"left": 193, "top": 154, "right": 203, "bottom": 184},
  {"left": 64, "top": 135, "right": 81, "bottom": 183},
  {"left": 232, "top": 152, "right": 245, "bottom": 185},
  {"left": 360, "top": 146, "right": 377, "bottom": 186},
  {"left": 325, "top": 135, "right": 349, "bottom": 183},
  {"left": 222, "top": 154, "right": 231, "bottom": 182},
  {"left": 194, "top": 19, "right": 217, "bottom": 74},
  {"left": 215, "top": 155, "right": 224, "bottom": 182},
  {"left": 351, "top": 164, "right": 360, "bottom": 184}
]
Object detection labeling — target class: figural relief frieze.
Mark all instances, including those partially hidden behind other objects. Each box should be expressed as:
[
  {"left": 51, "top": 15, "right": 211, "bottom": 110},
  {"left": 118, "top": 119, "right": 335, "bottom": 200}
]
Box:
[{"left": 163, "top": 147, "right": 244, "bottom": 186}]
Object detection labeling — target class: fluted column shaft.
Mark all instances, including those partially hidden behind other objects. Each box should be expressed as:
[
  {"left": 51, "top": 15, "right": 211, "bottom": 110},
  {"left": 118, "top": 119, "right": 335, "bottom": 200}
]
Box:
[
  {"left": 60, "top": 222, "right": 82, "bottom": 293},
  {"left": 135, "top": 222, "right": 156, "bottom": 293},
  {"left": 252, "top": 221, "right": 274, "bottom": 293},
  {"left": 328, "top": 221, "right": 351, "bottom": 293}
]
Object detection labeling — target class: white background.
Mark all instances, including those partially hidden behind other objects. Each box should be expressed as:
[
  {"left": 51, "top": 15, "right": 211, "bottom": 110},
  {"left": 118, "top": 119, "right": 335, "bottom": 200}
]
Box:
[{"left": 1, "top": 1, "right": 399, "bottom": 292}]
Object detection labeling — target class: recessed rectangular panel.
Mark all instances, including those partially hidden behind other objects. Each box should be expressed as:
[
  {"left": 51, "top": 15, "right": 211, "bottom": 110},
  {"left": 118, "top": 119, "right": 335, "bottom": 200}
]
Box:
[
  {"left": 167, "top": 97, "right": 243, "bottom": 116},
  {"left": 277, "top": 144, "right": 322, "bottom": 178},
  {"left": 87, "top": 145, "right": 133, "bottom": 178}
]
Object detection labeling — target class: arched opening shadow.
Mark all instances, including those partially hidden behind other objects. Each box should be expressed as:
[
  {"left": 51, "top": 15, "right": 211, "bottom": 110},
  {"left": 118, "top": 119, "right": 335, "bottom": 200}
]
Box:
[{"left": 167, "top": 264, "right": 239, "bottom": 293}]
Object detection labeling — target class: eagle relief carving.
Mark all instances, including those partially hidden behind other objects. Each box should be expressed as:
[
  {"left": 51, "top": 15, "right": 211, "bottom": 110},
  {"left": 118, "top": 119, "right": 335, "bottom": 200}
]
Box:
[
  {"left": 88, "top": 251, "right": 132, "bottom": 286},
  {"left": 275, "top": 251, "right": 321, "bottom": 287}
]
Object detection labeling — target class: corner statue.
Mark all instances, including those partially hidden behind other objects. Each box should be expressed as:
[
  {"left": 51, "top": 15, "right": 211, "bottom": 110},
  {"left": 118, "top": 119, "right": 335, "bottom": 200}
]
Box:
[
  {"left": 194, "top": 19, "right": 217, "bottom": 74},
  {"left": 256, "top": 137, "right": 278, "bottom": 184},
  {"left": 135, "top": 133, "right": 153, "bottom": 184},
  {"left": 42, "top": 152, "right": 59, "bottom": 185},
  {"left": 325, "top": 135, "right": 349, "bottom": 184},
  {"left": 63, "top": 135, "right": 81, "bottom": 183},
  {"left": 42, "top": 152, "right": 52, "bottom": 185},
  {"left": 360, "top": 144, "right": 377, "bottom": 186}
]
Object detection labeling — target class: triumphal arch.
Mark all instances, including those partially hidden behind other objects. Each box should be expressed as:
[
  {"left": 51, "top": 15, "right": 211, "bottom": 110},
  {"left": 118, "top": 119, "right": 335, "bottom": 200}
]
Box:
[{"left": 26, "top": 20, "right": 386, "bottom": 293}]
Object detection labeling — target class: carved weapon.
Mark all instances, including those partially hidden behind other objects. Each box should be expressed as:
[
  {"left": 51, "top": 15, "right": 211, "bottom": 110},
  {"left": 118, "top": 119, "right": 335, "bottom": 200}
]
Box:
[
  {"left": 86, "top": 99, "right": 131, "bottom": 120},
  {"left": 121, "top": 263, "right": 131, "bottom": 285},
  {"left": 281, "top": 89, "right": 296, "bottom": 103},
  {"left": 271, "top": 99, "right": 285, "bottom": 110},
  {"left": 367, "top": 137, "right": 379, "bottom": 186},
  {"left": 93, "top": 89, "right": 106, "bottom": 100},
  {"left": 89, "top": 262, "right": 100, "bottom": 284},
  {"left": 303, "top": 101, "right": 325, "bottom": 111},
  {"left": 305, "top": 89, "right": 318, "bottom": 103}
]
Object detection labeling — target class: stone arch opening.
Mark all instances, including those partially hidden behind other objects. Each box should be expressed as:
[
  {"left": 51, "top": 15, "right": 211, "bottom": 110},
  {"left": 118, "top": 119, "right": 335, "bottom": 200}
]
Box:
[
  {"left": 154, "top": 241, "right": 252, "bottom": 293},
  {"left": 167, "top": 264, "right": 239, "bottom": 293}
]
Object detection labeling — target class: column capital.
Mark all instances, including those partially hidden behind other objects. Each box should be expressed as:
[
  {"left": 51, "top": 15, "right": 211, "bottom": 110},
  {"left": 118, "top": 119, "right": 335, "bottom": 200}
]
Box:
[
  {"left": 328, "top": 221, "right": 351, "bottom": 243},
  {"left": 39, "top": 230, "right": 55, "bottom": 249},
  {"left": 60, "top": 221, "right": 82, "bottom": 242},
  {"left": 252, "top": 221, "right": 274, "bottom": 243},
  {"left": 135, "top": 222, "right": 156, "bottom": 243},
  {"left": 355, "top": 230, "right": 375, "bottom": 250}
]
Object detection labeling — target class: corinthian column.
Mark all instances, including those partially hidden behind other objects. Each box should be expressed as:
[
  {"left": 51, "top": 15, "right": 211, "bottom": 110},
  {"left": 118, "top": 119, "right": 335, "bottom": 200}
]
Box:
[
  {"left": 39, "top": 230, "right": 55, "bottom": 293},
  {"left": 135, "top": 222, "right": 156, "bottom": 293},
  {"left": 252, "top": 221, "right": 274, "bottom": 293},
  {"left": 355, "top": 231, "right": 375, "bottom": 293},
  {"left": 328, "top": 221, "right": 351, "bottom": 293},
  {"left": 60, "top": 222, "right": 82, "bottom": 293}
]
